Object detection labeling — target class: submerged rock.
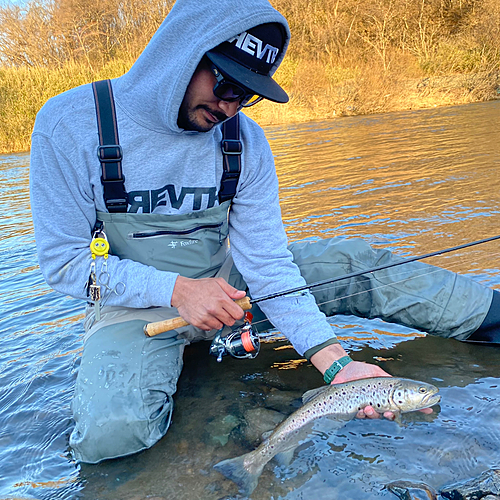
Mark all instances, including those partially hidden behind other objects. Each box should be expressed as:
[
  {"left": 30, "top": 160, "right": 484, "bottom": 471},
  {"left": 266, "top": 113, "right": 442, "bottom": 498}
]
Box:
[
  {"left": 243, "top": 407, "right": 286, "bottom": 445},
  {"left": 440, "top": 469, "right": 500, "bottom": 500},
  {"left": 385, "top": 480, "right": 438, "bottom": 500},
  {"left": 205, "top": 414, "right": 241, "bottom": 446},
  {"left": 264, "top": 388, "right": 302, "bottom": 413}
]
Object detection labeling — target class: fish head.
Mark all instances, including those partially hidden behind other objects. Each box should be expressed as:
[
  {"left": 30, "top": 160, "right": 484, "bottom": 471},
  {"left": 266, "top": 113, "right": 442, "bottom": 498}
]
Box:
[{"left": 389, "top": 379, "right": 441, "bottom": 412}]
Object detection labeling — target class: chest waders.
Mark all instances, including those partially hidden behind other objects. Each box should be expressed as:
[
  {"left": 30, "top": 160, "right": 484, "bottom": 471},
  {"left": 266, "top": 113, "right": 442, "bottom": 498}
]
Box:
[{"left": 69, "top": 80, "right": 245, "bottom": 464}]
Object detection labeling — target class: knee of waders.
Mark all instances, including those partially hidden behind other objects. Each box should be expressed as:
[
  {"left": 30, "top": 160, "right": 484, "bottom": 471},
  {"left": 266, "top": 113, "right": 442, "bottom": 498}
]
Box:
[
  {"left": 289, "top": 237, "right": 379, "bottom": 264},
  {"left": 69, "top": 389, "right": 174, "bottom": 464}
]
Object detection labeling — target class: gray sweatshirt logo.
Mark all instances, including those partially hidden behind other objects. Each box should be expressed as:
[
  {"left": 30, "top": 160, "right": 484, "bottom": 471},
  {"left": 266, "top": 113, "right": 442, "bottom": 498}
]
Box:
[{"left": 128, "top": 184, "right": 217, "bottom": 213}]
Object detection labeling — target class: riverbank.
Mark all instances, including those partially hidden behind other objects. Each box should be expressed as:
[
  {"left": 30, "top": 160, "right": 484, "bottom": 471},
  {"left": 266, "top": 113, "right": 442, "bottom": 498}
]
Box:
[
  {"left": 246, "top": 68, "right": 500, "bottom": 126},
  {"left": 1, "top": 61, "right": 499, "bottom": 154}
]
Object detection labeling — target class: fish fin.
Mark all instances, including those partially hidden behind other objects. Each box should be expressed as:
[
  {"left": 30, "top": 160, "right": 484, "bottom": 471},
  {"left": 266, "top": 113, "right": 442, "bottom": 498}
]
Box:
[
  {"left": 320, "top": 413, "right": 356, "bottom": 428},
  {"left": 392, "top": 411, "right": 402, "bottom": 425},
  {"left": 274, "top": 448, "right": 296, "bottom": 467},
  {"left": 302, "top": 385, "right": 330, "bottom": 405},
  {"left": 261, "top": 430, "right": 273, "bottom": 441},
  {"left": 214, "top": 452, "right": 264, "bottom": 496}
]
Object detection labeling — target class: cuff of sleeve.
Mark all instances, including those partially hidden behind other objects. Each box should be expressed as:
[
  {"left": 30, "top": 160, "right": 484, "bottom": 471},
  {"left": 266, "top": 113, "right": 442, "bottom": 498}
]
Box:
[
  {"left": 304, "top": 338, "right": 340, "bottom": 361},
  {"left": 144, "top": 270, "right": 179, "bottom": 308}
]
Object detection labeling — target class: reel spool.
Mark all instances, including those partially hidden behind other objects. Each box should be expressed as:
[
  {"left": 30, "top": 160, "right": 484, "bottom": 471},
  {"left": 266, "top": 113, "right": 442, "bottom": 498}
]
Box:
[{"left": 209, "top": 312, "right": 260, "bottom": 362}]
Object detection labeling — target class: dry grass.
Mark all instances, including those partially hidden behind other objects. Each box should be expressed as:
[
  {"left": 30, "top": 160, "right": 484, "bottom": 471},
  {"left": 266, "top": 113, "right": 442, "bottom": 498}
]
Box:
[{"left": 0, "top": 59, "right": 133, "bottom": 152}]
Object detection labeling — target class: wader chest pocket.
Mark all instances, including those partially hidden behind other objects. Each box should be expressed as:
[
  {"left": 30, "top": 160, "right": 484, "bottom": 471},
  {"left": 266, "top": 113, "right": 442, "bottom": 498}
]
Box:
[
  {"left": 96, "top": 204, "right": 230, "bottom": 280},
  {"left": 128, "top": 222, "right": 224, "bottom": 243}
]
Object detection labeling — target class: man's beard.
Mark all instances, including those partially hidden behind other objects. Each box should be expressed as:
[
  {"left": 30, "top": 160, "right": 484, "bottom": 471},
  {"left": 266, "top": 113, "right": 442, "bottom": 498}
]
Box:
[{"left": 177, "top": 103, "right": 228, "bottom": 132}]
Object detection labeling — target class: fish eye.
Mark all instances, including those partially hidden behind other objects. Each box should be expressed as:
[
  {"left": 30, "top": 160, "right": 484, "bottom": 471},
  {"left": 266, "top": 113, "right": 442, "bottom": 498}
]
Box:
[{"left": 419, "top": 387, "right": 427, "bottom": 393}]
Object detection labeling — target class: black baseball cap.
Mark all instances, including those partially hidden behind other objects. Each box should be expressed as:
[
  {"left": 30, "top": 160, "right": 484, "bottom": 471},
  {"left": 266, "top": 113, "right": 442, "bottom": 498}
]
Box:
[{"left": 206, "top": 23, "right": 289, "bottom": 104}]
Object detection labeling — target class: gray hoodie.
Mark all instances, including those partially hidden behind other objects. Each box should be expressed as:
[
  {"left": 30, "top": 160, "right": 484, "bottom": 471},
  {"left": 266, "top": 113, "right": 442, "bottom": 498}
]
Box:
[{"left": 29, "top": 0, "right": 337, "bottom": 356}]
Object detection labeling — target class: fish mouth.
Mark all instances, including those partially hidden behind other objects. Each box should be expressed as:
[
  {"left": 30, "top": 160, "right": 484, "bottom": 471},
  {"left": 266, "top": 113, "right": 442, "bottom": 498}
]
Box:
[{"left": 422, "top": 392, "right": 441, "bottom": 407}]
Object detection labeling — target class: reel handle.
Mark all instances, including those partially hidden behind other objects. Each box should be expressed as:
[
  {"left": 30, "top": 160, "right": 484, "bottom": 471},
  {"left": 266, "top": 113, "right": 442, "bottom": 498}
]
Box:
[{"left": 143, "top": 296, "right": 252, "bottom": 337}]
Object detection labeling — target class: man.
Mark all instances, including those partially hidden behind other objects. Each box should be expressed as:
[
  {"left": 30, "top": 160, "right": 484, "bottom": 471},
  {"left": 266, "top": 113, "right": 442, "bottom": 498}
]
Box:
[{"left": 30, "top": 0, "right": 499, "bottom": 464}]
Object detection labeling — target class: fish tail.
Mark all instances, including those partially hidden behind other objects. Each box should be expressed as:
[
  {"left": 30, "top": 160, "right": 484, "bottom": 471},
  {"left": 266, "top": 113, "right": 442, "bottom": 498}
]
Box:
[{"left": 214, "top": 451, "right": 264, "bottom": 496}]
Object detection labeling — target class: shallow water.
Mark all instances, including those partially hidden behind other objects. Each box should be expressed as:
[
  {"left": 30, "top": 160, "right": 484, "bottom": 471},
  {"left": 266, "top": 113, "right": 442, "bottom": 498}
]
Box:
[{"left": 1, "top": 101, "right": 500, "bottom": 500}]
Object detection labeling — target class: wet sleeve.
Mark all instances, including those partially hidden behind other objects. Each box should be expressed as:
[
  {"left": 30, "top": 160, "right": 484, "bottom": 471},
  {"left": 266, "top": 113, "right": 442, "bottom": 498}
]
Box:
[
  {"left": 228, "top": 136, "right": 338, "bottom": 357},
  {"left": 29, "top": 132, "right": 178, "bottom": 308}
]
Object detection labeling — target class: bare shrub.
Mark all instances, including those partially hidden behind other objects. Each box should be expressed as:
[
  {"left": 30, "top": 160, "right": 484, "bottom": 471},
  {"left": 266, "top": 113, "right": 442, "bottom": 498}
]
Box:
[{"left": 0, "top": 0, "right": 173, "bottom": 70}]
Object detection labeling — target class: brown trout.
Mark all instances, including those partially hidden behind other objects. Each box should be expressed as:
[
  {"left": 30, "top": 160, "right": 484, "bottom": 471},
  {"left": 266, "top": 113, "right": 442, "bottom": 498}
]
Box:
[{"left": 214, "top": 377, "right": 440, "bottom": 495}]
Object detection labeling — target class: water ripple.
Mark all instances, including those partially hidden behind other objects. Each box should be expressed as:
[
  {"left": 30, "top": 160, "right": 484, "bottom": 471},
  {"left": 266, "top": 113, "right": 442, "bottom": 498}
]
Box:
[{"left": 2, "top": 102, "right": 500, "bottom": 499}]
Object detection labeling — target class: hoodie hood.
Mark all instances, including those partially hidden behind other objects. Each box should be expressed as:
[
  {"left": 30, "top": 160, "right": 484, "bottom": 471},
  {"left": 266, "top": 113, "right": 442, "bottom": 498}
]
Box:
[{"left": 112, "top": 0, "right": 290, "bottom": 134}]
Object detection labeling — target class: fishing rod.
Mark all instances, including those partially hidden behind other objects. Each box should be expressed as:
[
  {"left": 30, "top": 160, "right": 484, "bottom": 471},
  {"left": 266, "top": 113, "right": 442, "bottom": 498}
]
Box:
[
  {"left": 143, "top": 233, "right": 500, "bottom": 338},
  {"left": 255, "top": 233, "right": 500, "bottom": 302}
]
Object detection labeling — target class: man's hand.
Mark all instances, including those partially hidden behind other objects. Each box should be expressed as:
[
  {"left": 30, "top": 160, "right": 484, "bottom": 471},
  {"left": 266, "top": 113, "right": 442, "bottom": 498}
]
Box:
[
  {"left": 171, "top": 275, "right": 246, "bottom": 331},
  {"left": 310, "top": 343, "right": 433, "bottom": 420}
]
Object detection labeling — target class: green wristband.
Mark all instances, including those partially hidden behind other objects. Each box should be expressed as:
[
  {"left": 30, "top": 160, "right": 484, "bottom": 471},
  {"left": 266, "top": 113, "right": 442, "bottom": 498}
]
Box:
[{"left": 323, "top": 355, "right": 352, "bottom": 384}]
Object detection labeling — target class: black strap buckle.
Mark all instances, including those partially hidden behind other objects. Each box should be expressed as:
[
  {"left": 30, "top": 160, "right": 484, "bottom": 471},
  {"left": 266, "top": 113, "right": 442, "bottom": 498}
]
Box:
[
  {"left": 100, "top": 176, "right": 127, "bottom": 188},
  {"left": 221, "top": 139, "right": 242, "bottom": 155},
  {"left": 221, "top": 170, "right": 240, "bottom": 179},
  {"left": 97, "top": 145, "right": 123, "bottom": 163},
  {"left": 100, "top": 177, "right": 128, "bottom": 212},
  {"left": 105, "top": 201, "right": 128, "bottom": 213}
]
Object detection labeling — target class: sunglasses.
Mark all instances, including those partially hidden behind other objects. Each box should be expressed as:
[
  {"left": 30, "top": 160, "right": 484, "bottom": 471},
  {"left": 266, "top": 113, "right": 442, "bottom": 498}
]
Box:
[{"left": 210, "top": 64, "right": 264, "bottom": 108}]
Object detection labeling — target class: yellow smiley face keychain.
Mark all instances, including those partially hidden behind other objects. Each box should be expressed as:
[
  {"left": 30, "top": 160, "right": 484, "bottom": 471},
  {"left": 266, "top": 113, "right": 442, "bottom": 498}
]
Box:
[{"left": 90, "top": 235, "right": 110, "bottom": 259}]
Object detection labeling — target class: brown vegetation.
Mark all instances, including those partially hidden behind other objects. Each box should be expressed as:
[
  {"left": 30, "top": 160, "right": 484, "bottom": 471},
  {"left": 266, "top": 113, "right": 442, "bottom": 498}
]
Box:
[
  {"left": 0, "top": 0, "right": 500, "bottom": 152},
  {"left": 0, "top": 0, "right": 173, "bottom": 68}
]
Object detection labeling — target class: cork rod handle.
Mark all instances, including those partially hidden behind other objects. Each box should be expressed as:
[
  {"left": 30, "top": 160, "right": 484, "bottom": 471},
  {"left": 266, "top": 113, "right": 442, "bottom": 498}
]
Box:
[{"left": 143, "top": 296, "right": 252, "bottom": 337}]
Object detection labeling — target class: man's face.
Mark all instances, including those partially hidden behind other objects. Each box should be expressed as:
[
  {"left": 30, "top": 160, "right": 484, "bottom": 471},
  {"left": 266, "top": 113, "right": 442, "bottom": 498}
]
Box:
[{"left": 177, "top": 59, "right": 241, "bottom": 132}]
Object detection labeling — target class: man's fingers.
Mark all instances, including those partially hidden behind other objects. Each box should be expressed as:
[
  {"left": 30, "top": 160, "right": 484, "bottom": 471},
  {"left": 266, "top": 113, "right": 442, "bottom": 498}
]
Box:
[
  {"left": 356, "top": 406, "right": 396, "bottom": 420},
  {"left": 216, "top": 278, "right": 246, "bottom": 300},
  {"left": 180, "top": 298, "right": 243, "bottom": 330},
  {"left": 172, "top": 276, "right": 247, "bottom": 330},
  {"left": 362, "top": 406, "right": 381, "bottom": 419},
  {"left": 197, "top": 319, "right": 224, "bottom": 331},
  {"left": 419, "top": 408, "right": 434, "bottom": 414},
  {"left": 213, "top": 290, "right": 245, "bottom": 322},
  {"left": 214, "top": 301, "right": 243, "bottom": 326},
  {"left": 223, "top": 302, "right": 245, "bottom": 323},
  {"left": 357, "top": 407, "right": 432, "bottom": 420}
]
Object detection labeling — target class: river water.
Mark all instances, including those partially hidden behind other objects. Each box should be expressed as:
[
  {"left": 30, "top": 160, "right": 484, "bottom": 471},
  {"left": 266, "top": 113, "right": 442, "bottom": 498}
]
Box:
[{"left": 1, "top": 101, "right": 499, "bottom": 500}]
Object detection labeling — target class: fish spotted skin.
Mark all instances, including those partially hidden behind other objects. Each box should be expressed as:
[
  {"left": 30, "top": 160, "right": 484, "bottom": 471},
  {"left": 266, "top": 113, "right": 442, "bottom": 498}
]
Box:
[{"left": 214, "top": 377, "right": 440, "bottom": 496}]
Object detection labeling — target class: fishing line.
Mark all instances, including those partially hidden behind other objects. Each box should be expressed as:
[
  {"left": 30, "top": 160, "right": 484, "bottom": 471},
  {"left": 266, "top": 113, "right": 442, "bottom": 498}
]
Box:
[
  {"left": 249, "top": 267, "right": 445, "bottom": 330},
  {"left": 207, "top": 267, "right": 446, "bottom": 363},
  {"left": 295, "top": 263, "right": 441, "bottom": 298},
  {"left": 316, "top": 268, "right": 445, "bottom": 308},
  {"left": 146, "top": 234, "right": 500, "bottom": 339}
]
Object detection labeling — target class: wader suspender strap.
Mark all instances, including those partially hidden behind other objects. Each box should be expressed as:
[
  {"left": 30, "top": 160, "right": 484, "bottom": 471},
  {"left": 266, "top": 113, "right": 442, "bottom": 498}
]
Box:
[
  {"left": 92, "top": 80, "right": 128, "bottom": 213},
  {"left": 92, "top": 78, "right": 241, "bottom": 209},
  {"left": 219, "top": 114, "right": 242, "bottom": 203}
]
